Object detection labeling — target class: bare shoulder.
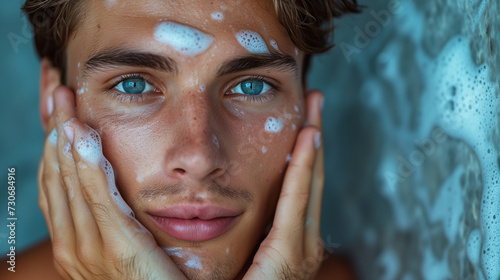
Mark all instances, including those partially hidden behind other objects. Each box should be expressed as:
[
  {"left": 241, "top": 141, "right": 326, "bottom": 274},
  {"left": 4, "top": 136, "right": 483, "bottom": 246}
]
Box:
[
  {"left": 315, "top": 254, "right": 358, "bottom": 280},
  {"left": 0, "top": 238, "right": 62, "bottom": 280}
]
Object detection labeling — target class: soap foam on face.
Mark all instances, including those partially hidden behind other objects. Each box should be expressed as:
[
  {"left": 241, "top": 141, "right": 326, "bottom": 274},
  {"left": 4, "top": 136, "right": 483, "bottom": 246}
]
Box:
[
  {"left": 163, "top": 247, "right": 203, "bottom": 270},
  {"left": 211, "top": 12, "right": 224, "bottom": 21},
  {"left": 72, "top": 123, "right": 135, "bottom": 218},
  {"left": 265, "top": 117, "right": 284, "bottom": 133},
  {"left": 235, "top": 30, "right": 270, "bottom": 54},
  {"left": 73, "top": 125, "right": 102, "bottom": 165},
  {"left": 270, "top": 39, "right": 280, "bottom": 52},
  {"left": 212, "top": 133, "right": 220, "bottom": 149},
  {"left": 154, "top": 21, "right": 214, "bottom": 56}
]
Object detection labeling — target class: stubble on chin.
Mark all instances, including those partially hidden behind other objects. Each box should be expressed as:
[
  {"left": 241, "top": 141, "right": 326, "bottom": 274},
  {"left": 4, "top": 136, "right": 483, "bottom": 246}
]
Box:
[{"left": 176, "top": 253, "right": 238, "bottom": 280}]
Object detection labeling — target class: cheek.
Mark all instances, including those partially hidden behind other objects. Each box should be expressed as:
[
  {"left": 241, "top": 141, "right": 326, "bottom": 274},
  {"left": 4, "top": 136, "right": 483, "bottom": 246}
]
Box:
[
  {"left": 106, "top": 125, "right": 163, "bottom": 206},
  {"left": 76, "top": 100, "right": 163, "bottom": 202},
  {"left": 241, "top": 110, "right": 302, "bottom": 204}
]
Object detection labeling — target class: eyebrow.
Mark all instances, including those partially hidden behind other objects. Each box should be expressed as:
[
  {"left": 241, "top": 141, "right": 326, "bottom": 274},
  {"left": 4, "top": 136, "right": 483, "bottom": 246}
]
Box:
[
  {"left": 216, "top": 52, "right": 299, "bottom": 78},
  {"left": 81, "top": 48, "right": 178, "bottom": 78},
  {"left": 81, "top": 49, "right": 298, "bottom": 79}
]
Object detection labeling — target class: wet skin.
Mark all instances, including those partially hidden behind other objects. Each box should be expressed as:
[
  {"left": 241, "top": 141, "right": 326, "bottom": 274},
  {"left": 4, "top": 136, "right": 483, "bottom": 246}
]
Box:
[{"left": 36, "top": 0, "right": 326, "bottom": 279}]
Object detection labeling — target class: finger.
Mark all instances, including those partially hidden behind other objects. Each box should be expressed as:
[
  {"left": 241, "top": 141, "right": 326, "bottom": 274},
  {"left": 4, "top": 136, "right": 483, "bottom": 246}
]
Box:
[
  {"left": 54, "top": 87, "right": 101, "bottom": 254},
  {"left": 38, "top": 160, "right": 53, "bottom": 240},
  {"left": 65, "top": 119, "right": 189, "bottom": 279},
  {"left": 304, "top": 91, "right": 325, "bottom": 256},
  {"left": 37, "top": 87, "right": 81, "bottom": 278},
  {"left": 65, "top": 118, "right": 141, "bottom": 241},
  {"left": 272, "top": 126, "right": 319, "bottom": 247},
  {"left": 38, "top": 95, "right": 60, "bottom": 242},
  {"left": 305, "top": 90, "right": 323, "bottom": 130},
  {"left": 64, "top": 119, "right": 188, "bottom": 278},
  {"left": 53, "top": 261, "right": 72, "bottom": 280}
]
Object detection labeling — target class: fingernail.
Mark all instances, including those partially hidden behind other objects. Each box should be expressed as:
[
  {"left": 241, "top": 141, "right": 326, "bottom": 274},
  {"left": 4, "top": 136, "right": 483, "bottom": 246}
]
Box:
[
  {"left": 47, "top": 95, "right": 54, "bottom": 116},
  {"left": 63, "top": 123, "right": 74, "bottom": 144},
  {"left": 319, "top": 96, "right": 324, "bottom": 112},
  {"left": 314, "top": 132, "right": 321, "bottom": 150}
]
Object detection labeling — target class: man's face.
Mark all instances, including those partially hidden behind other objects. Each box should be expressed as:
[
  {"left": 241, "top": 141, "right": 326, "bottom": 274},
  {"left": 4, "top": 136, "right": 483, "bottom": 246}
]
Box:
[{"left": 65, "top": 0, "right": 305, "bottom": 278}]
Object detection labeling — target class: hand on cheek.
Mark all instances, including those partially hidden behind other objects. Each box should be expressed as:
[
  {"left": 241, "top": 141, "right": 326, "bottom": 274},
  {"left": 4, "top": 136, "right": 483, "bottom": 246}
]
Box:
[
  {"left": 38, "top": 86, "right": 187, "bottom": 280},
  {"left": 244, "top": 90, "right": 325, "bottom": 280}
]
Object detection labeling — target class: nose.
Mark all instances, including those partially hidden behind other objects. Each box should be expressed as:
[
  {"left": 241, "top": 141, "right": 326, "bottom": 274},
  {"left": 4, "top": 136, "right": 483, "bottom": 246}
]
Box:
[{"left": 163, "top": 93, "right": 228, "bottom": 182}]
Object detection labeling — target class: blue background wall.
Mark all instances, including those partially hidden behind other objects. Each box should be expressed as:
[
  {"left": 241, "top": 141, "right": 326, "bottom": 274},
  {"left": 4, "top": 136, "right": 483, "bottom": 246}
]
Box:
[
  {"left": 0, "top": 0, "right": 47, "bottom": 257},
  {"left": 1, "top": 0, "right": 499, "bottom": 279}
]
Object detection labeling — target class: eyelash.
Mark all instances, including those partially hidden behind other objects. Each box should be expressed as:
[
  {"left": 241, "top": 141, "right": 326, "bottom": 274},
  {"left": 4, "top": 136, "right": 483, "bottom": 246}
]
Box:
[
  {"left": 106, "top": 73, "right": 159, "bottom": 103},
  {"left": 106, "top": 74, "right": 280, "bottom": 104},
  {"left": 228, "top": 75, "right": 279, "bottom": 104}
]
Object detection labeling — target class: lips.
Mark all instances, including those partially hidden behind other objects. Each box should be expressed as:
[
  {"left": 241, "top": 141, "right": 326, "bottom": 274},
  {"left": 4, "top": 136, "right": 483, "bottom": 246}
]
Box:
[{"left": 148, "top": 205, "right": 242, "bottom": 242}]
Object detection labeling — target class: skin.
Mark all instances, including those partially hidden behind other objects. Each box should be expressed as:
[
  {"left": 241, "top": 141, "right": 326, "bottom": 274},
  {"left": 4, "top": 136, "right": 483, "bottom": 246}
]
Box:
[{"left": 0, "top": 0, "right": 357, "bottom": 279}]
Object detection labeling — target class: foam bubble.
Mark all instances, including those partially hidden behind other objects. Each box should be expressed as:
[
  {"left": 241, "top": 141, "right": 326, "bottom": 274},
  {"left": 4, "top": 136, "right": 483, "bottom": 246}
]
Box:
[
  {"left": 417, "top": 36, "right": 499, "bottom": 278},
  {"left": 102, "top": 157, "right": 135, "bottom": 218},
  {"left": 72, "top": 124, "right": 135, "bottom": 218},
  {"left": 136, "top": 175, "right": 144, "bottom": 183},
  {"left": 154, "top": 21, "right": 214, "bottom": 56},
  {"left": 235, "top": 30, "right": 269, "bottom": 54},
  {"left": 211, "top": 12, "right": 224, "bottom": 21},
  {"left": 270, "top": 39, "right": 280, "bottom": 52},
  {"left": 212, "top": 133, "right": 220, "bottom": 149},
  {"left": 73, "top": 125, "right": 103, "bottom": 165},
  {"left": 164, "top": 247, "right": 184, "bottom": 258},
  {"left": 163, "top": 247, "right": 203, "bottom": 270},
  {"left": 198, "top": 83, "right": 206, "bottom": 93},
  {"left": 77, "top": 82, "right": 88, "bottom": 95},
  {"left": 264, "top": 117, "right": 284, "bottom": 133},
  {"left": 184, "top": 255, "right": 203, "bottom": 270},
  {"left": 63, "top": 142, "right": 72, "bottom": 159},
  {"left": 467, "top": 229, "right": 482, "bottom": 266}
]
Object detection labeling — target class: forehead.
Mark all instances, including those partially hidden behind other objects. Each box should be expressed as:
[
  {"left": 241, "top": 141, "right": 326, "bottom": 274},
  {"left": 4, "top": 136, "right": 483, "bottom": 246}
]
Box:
[{"left": 69, "top": 0, "right": 294, "bottom": 62}]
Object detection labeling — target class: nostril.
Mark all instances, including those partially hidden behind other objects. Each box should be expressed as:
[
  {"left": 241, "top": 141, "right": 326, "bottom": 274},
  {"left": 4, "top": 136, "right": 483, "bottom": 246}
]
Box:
[
  {"left": 209, "top": 168, "right": 225, "bottom": 178},
  {"left": 174, "top": 168, "right": 187, "bottom": 175}
]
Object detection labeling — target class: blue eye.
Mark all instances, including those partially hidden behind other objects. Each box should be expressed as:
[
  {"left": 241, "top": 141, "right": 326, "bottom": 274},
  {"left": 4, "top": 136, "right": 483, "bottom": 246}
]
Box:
[
  {"left": 231, "top": 79, "right": 272, "bottom": 96},
  {"left": 115, "top": 78, "right": 154, "bottom": 94}
]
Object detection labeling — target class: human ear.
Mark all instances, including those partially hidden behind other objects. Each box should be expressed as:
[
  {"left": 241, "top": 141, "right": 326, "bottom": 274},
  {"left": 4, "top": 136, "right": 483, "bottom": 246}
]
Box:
[{"left": 40, "top": 58, "right": 62, "bottom": 130}]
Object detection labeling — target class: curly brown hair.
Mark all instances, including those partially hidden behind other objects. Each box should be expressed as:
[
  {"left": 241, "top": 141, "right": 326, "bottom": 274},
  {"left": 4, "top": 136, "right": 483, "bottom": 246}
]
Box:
[{"left": 22, "top": 0, "right": 360, "bottom": 83}]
